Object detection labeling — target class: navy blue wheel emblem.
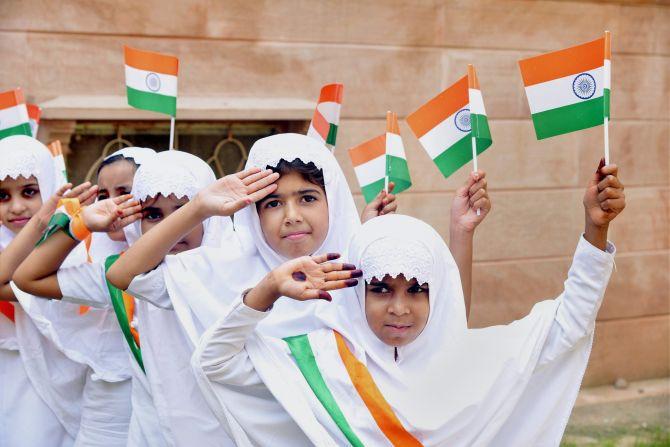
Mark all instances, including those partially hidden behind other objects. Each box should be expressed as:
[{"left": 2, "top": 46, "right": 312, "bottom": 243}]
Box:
[
  {"left": 454, "top": 108, "right": 471, "bottom": 132},
  {"left": 145, "top": 72, "right": 161, "bottom": 92},
  {"left": 572, "top": 73, "right": 596, "bottom": 100}
]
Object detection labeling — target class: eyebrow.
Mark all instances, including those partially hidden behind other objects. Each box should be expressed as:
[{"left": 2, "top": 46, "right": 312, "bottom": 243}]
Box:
[
  {"left": 259, "top": 188, "right": 322, "bottom": 202},
  {"left": 22, "top": 183, "right": 39, "bottom": 188}
]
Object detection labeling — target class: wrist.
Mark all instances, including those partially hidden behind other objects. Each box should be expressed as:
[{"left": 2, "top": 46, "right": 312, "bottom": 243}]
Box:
[
  {"left": 450, "top": 223, "right": 475, "bottom": 239},
  {"left": 244, "top": 273, "right": 280, "bottom": 311},
  {"left": 191, "top": 195, "right": 213, "bottom": 221},
  {"left": 584, "top": 217, "right": 608, "bottom": 251}
]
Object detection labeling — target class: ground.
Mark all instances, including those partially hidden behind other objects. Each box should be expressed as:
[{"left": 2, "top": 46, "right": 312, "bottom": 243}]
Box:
[{"left": 561, "top": 378, "right": 670, "bottom": 446}]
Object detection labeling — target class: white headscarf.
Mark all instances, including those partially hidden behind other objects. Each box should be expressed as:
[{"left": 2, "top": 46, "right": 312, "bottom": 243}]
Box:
[
  {"left": 229, "top": 215, "right": 597, "bottom": 446},
  {"left": 123, "top": 149, "right": 235, "bottom": 446},
  {"left": 86, "top": 146, "right": 156, "bottom": 261},
  {"left": 163, "top": 133, "right": 362, "bottom": 344},
  {"left": 0, "top": 135, "right": 88, "bottom": 436}
]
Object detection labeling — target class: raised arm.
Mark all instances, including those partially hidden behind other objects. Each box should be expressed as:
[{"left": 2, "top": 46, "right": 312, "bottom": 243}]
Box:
[
  {"left": 0, "top": 182, "right": 96, "bottom": 300},
  {"left": 449, "top": 170, "right": 491, "bottom": 320},
  {"left": 13, "top": 194, "right": 140, "bottom": 298},
  {"left": 106, "top": 168, "right": 279, "bottom": 291},
  {"left": 538, "top": 160, "right": 625, "bottom": 365}
]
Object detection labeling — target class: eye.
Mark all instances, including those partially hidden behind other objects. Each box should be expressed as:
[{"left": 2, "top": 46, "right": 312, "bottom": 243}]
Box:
[
  {"left": 0, "top": 191, "right": 9, "bottom": 202},
  {"left": 407, "top": 284, "right": 429, "bottom": 294},
  {"left": 368, "top": 283, "right": 390, "bottom": 294},
  {"left": 301, "top": 194, "right": 318, "bottom": 203},
  {"left": 22, "top": 187, "right": 39, "bottom": 198},
  {"left": 143, "top": 210, "right": 163, "bottom": 222},
  {"left": 97, "top": 191, "right": 109, "bottom": 201},
  {"left": 264, "top": 200, "right": 281, "bottom": 209}
]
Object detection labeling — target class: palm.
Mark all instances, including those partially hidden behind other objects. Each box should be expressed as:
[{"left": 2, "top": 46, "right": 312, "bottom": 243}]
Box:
[
  {"left": 451, "top": 195, "right": 484, "bottom": 232},
  {"left": 583, "top": 185, "right": 616, "bottom": 227},
  {"left": 277, "top": 257, "right": 329, "bottom": 301},
  {"left": 207, "top": 176, "right": 251, "bottom": 215},
  {"left": 82, "top": 200, "right": 120, "bottom": 232}
]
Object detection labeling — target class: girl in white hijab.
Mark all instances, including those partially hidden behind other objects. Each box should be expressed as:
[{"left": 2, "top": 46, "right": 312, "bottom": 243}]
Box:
[
  {"left": 0, "top": 135, "right": 98, "bottom": 446},
  {"left": 192, "top": 160, "right": 625, "bottom": 446}
]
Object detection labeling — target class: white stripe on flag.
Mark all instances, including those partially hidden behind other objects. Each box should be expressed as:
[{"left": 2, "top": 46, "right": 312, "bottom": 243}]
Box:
[
  {"left": 385, "top": 133, "right": 406, "bottom": 158},
  {"left": 524, "top": 66, "right": 604, "bottom": 114},
  {"left": 353, "top": 155, "right": 385, "bottom": 186},
  {"left": 604, "top": 60, "right": 611, "bottom": 89},
  {"left": 125, "top": 65, "right": 178, "bottom": 97},
  {"left": 0, "top": 104, "right": 29, "bottom": 130},
  {"left": 418, "top": 107, "right": 469, "bottom": 160},
  {"left": 316, "top": 101, "right": 341, "bottom": 123},
  {"left": 469, "top": 89, "right": 486, "bottom": 116}
]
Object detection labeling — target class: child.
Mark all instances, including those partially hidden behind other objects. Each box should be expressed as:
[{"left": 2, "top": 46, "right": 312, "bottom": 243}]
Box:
[
  {"left": 0, "top": 135, "right": 98, "bottom": 446},
  {"left": 192, "top": 161, "right": 624, "bottom": 446},
  {"left": 16, "top": 149, "right": 274, "bottom": 446}
]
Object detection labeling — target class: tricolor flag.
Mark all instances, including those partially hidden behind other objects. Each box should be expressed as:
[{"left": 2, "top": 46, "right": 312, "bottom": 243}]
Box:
[
  {"left": 0, "top": 88, "right": 31, "bottom": 140},
  {"left": 307, "top": 83, "right": 343, "bottom": 151},
  {"left": 348, "top": 111, "right": 412, "bottom": 203},
  {"left": 124, "top": 46, "right": 178, "bottom": 117},
  {"left": 48, "top": 140, "right": 68, "bottom": 184},
  {"left": 519, "top": 32, "right": 611, "bottom": 140},
  {"left": 27, "top": 104, "right": 41, "bottom": 138},
  {"left": 406, "top": 69, "right": 492, "bottom": 179}
]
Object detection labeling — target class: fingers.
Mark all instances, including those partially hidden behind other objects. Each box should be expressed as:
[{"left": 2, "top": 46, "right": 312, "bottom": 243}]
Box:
[
  {"left": 117, "top": 202, "right": 141, "bottom": 218},
  {"left": 468, "top": 177, "right": 487, "bottom": 197},
  {"left": 312, "top": 253, "right": 340, "bottom": 264},
  {"left": 55, "top": 183, "right": 73, "bottom": 197},
  {"left": 245, "top": 183, "right": 278, "bottom": 204},
  {"left": 325, "top": 269, "right": 363, "bottom": 282},
  {"left": 597, "top": 173, "right": 623, "bottom": 192},
  {"left": 321, "top": 262, "right": 356, "bottom": 273},
  {"left": 601, "top": 197, "right": 626, "bottom": 212},
  {"left": 235, "top": 167, "right": 262, "bottom": 180},
  {"left": 242, "top": 169, "right": 277, "bottom": 187},
  {"left": 246, "top": 172, "right": 280, "bottom": 193},
  {"left": 79, "top": 185, "right": 99, "bottom": 206},
  {"left": 379, "top": 200, "right": 397, "bottom": 215},
  {"left": 111, "top": 194, "right": 134, "bottom": 205},
  {"left": 301, "top": 290, "right": 333, "bottom": 301},
  {"left": 115, "top": 212, "right": 142, "bottom": 229},
  {"left": 386, "top": 182, "right": 396, "bottom": 194},
  {"left": 472, "top": 197, "right": 491, "bottom": 214},
  {"left": 468, "top": 188, "right": 486, "bottom": 206},
  {"left": 321, "top": 279, "right": 359, "bottom": 292},
  {"left": 599, "top": 163, "right": 618, "bottom": 178},
  {"left": 597, "top": 187, "right": 624, "bottom": 202}
]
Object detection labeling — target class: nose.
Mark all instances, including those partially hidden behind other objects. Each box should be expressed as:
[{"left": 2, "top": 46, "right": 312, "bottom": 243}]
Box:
[
  {"left": 283, "top": 201, "right": 303, "bottom": 225},
  {"left": 9, "top": 197, "right": 28, "bottom": 216},
  {"left": 387, "top": 293, "right": 410, "bottom": 316}
]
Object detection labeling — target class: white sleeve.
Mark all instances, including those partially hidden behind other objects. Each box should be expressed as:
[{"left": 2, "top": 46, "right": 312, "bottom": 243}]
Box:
[
  {"left": 57, "top": 262, "right": 111, "bottom": 308},
  {"left": 194, "top": 297, "right": 269, "bottom": 387},
  {"left": 126, "top": 264, "right": 172, "bottom": 309},
  {"left": 537, "top": 235, "right": 616, "bottom": 366}
]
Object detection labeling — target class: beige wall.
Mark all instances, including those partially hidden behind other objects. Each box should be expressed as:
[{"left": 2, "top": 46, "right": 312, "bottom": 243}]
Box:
[{"left": 1, "top": 0, "right": 668, "bottom": 386}]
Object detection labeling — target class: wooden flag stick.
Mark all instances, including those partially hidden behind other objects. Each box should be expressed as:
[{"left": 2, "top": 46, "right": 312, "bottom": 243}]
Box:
[
  {"left": 468, "top": 64, "right": 481, "bottom": 216},
  {"left": 169, "top": 117, "right": 175, "bottom": 150}
]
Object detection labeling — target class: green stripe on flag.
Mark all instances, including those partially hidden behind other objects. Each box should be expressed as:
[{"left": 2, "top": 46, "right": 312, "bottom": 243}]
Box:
[
  {"left": 284, "top": 335, "right": 364, "bottom": 447},
  {"left": 531, "top": 96, "right": 604, "bottom": 140},
  {"left": 0, "top": 122, "right": 32, "bottom": 140},
  {"left": 433, "top": 133, "right": 492, "bottom": 180},
  {"left": 126, "top": 86, "right": 176, "bottom": 117},
  {"left": 361, "top": 178, "right": 386, "bottom": 204},
  {"left": 471, "top": 113, "right": 491, "bottom": 141},
  {"left": 386, "top": 155, "right": 411, "bottom": 194},
  {"left": 604, "top": 89, "right": 610, "bottom": 119},
  {"left": 104, "top": 254, "right": 145, "bottom": 372},
  {"left": 326, "top": 123, "right": 338, "bottom": 146}
]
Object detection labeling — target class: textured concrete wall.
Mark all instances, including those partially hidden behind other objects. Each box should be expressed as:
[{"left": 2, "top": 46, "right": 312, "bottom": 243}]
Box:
[{"left": 1, "top": 0, "right": 668, "bottom": 386}]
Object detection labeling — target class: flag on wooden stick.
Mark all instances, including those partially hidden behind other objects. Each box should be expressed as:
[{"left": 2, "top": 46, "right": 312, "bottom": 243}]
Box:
[
  {"left": 307, "top": 83, "right": 343, "bottom": 151},
  {"left": 0, "top": 88, "right": 31, "bottom": 140}
]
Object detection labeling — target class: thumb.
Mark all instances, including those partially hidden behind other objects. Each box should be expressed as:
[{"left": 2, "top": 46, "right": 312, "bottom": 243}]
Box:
[
  {"left": 368, "top": 190, "right": 384, "bottom": 208},
  {"left": 589, "top": 157, "right": 606, "bottom": 187}
]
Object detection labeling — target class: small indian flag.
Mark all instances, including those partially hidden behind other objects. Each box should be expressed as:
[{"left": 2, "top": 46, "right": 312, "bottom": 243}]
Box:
[
  {"left": 519, "top": 32, "right": 611, "bottom": 140},
  {"left": 406, "top": 70, "right": 492, "bottom": 179},
  {"left": 27, "top": 104, "right": 41, "bottom": 138},
  {"left": 384, "top": 111, "right": 411, "bottom": 195},
  {"left": 307, "top": 83, "right": 343, "bottom": 151},
  {"left": 48, "top": 140, "right": 68, "bottom": 184},
  {"left": 0, "top": 88, "right": 31, "bottom": 140},
  {"left": 124, "top": 46, "right": 178, "bottom": 117},
  {"left": 348, "top": 112, "right": 412, "bottom": 203}
]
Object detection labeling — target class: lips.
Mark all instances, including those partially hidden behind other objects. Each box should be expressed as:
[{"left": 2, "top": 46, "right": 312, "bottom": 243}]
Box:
[
  {"left": 283, "top": 231, "right": 311, "bottom": 241},
  {"left": 384, "top": 324, "right": 412, "bottom": 334},
  {"left": 8, "top": 217, "right": 30, "bottom": 226}
]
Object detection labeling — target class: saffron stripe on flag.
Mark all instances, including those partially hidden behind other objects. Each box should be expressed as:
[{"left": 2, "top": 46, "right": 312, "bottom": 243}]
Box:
[
  {"left": 519, "top": 37, "right": 605, "bottom": 87},
  {"left": 124, "top": 46, "right": 179, "bottom": 76},
  {"left": 318, "top": 84, "right": 344, "bottom": 104},
  {"left": 349, "top": 134, "right": 385, "bottom": 166},
  {"left": 406, "top": 76, "right": 469, "bottom": 138},
  {"left": 126, "top": 87, "right": 177, "bottom": 117},
  {"left": 0, "top": 88, "right": 25, "bottom": 110}
]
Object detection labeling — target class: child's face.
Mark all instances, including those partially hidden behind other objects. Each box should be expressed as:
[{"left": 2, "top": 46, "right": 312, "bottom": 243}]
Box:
[
  {"left": 257, "top": 171, "right": 329, "bottom": 259},
  {"left": 97, "top": 160, "right": 136, "bottom": 242},
  {"left": 140, "top": 194, "right": 204, "bottom": 254},
  {"left": 364, "top": 274, "right": 430, "bottom": 347},
  {"left": 0, "top": 175, "right": 42, "bottom": 234}
]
